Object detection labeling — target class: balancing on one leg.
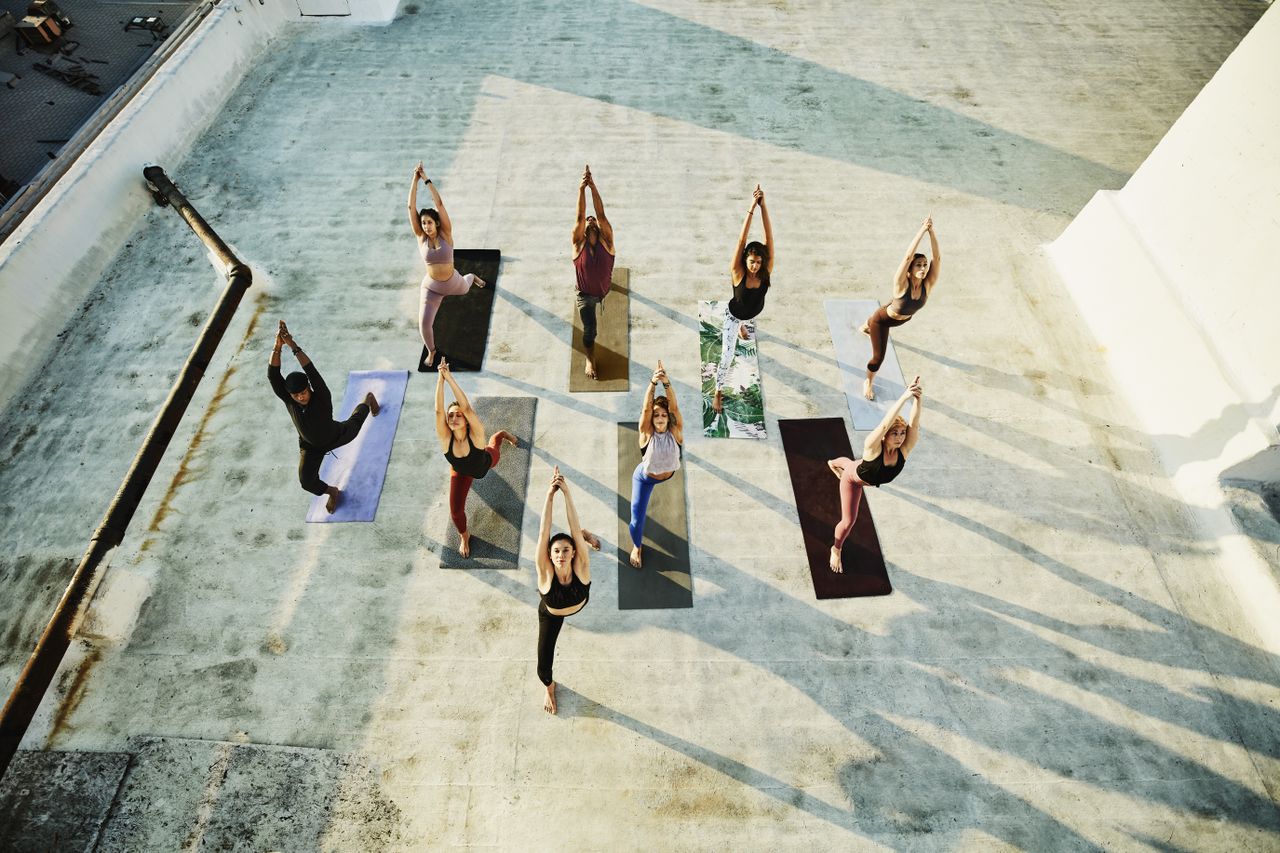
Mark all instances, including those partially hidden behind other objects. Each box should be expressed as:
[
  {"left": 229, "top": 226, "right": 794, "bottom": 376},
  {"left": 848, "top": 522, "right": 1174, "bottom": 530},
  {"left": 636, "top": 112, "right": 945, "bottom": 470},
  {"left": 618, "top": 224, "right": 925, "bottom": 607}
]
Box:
[
  {"left": 827, "top": 376, "right": 923, "bottom": 572},
  {"left": 535, "top": 466, "right": 601, "bottom": 715},
  {"left": 714, "top": 184, "right": 773, "bottom": 413},
  {"left": 434, "top": 358, "right": 517, "bottom": 558},
  {"left": 861, "top": 216, "right": 940, "bottom": 400},
  {"left": 572, "top": 164, "right": 616, "bottom": 380},
  {"left": 268, "top": 321, "right": 379, "bottom": 513},
  {"left": 629, "top": 360, "right": 684, "bottom": 568},
  {"left": 409, "top": 160, "right": 486, "bottom": 369}
]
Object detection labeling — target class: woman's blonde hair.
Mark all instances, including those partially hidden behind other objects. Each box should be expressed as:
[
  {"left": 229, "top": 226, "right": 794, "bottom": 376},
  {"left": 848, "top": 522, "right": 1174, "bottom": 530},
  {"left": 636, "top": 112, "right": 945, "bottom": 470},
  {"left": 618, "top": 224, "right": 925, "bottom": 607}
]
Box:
[{"left": 883, "top": 415, "right": 908, "bottom": 443}]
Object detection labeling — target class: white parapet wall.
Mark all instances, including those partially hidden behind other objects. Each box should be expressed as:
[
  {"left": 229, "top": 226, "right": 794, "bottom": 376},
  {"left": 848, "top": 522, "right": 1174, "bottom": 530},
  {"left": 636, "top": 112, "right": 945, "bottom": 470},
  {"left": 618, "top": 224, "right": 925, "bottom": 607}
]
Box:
[
  {"left": 1048, "top": 4, "right": 1280, "bottom": 646},
  {"left": 0, "top": 0, "right": 404, "bottom": 412}
]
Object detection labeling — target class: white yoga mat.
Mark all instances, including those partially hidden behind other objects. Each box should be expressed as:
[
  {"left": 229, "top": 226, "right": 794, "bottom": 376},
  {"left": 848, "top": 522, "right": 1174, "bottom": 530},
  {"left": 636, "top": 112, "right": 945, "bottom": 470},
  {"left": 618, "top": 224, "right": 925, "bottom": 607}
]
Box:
[
  {"left": 305, "top": 370, "right": 409, "bottom": 523},
  {"left": 826, "top": 299, "right": 907, "bottom": 430}
]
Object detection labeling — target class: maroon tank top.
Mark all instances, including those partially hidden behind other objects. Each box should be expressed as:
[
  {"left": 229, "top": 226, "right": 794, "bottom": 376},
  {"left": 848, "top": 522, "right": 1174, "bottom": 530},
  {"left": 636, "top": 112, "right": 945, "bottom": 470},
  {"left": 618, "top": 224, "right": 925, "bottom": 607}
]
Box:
[{"left": 574, "top": 245, "right": 615, "bottom": 298}]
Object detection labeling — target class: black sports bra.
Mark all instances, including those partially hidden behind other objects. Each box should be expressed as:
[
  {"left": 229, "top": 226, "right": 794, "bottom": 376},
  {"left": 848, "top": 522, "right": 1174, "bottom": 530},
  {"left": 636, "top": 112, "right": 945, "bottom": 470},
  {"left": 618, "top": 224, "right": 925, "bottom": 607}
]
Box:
[
  {"left": 856, "top": 451, "right": 905, "bottom": 487},
  {"left": 444, "top": 435, "right": 492, "bottom": 479},
  {"left": 542, "top": 570, "right": 590, "bottom": 610}
]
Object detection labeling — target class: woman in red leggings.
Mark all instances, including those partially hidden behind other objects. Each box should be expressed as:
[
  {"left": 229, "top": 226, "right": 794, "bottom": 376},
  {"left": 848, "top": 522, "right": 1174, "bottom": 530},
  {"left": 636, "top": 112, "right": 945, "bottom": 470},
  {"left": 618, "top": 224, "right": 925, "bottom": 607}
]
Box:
[
  {"left": 860, "top": 216, "right": 940, "bottom": 400},
  {"left": 434, "top": 359, "right": 517, "bottom": 557},
  {"left": 827, "top": 377, "right": 923, "bottom": 572}
]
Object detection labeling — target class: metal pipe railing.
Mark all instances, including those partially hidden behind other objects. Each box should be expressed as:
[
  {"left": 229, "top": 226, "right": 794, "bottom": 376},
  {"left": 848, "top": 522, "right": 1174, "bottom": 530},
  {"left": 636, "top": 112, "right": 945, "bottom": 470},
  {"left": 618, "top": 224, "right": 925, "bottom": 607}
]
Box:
[{"left": 0, "top": 166, "right": 252, "bottom": 777}]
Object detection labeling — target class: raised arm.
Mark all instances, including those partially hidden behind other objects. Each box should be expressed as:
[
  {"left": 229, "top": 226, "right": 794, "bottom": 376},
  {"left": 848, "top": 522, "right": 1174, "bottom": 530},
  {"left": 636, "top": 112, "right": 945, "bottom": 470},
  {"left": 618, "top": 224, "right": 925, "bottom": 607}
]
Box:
[
  {"left": 902, "top": 378, "right": 924, "bottom": 456},
  {"left": 433, "top": 370, "right": 450, "bottom": 444},
  {"left": 924, "top": 219, "right": 941, "bottom": 287},
  {"left": 863, "top": 379, "right": 917, "bottom": 459},
  {"left": 535, "top": 476, "right": 558, "bottom": 584},
  {"left": 757, "top": 186, "right": 773, "bottom": 273},
  {"left": 571, "top": 169, "right": 588, "bottom": 250},
  {"left": 558, "top": 473, "right": 592, "bottom": 581},
  {"left": 408, "top": 163, "right": 425, "bottom": 238},
  {"left": 268, "top": 321, "right": 288, "bottom": 401},
  {"left": 657, "top": 360, "right": 683, "bottom": 444},
  {"left": 730, "top": 187, "right": 760, "bottom": 278},
  {"left": 892, "top": 217, "right": 931, "bottom": 293},
  {"left": 638, "top": 366, "right": 658, "bottom": 441},
  {"left": 587, "top": 169, "right": 614, "bottom": 252},
  {"left": 426, "top": 179, "right": 452, "bottom": 239},
  {"left": 439, "top": 360, "right": 485, "bottom": 444}
]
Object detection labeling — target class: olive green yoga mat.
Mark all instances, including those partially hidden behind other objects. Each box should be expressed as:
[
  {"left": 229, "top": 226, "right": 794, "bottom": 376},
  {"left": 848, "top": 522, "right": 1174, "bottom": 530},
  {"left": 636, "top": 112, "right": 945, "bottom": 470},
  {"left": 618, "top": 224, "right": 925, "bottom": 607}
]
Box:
[
  {"left": 439, "top": 396, "right": 537, "bottom": 569},
  {"left": 569, "top": 267, "right": 630, "bottom": 392},
  {"left": 616, "top": 421, "right": 692, "bottom": 609}
]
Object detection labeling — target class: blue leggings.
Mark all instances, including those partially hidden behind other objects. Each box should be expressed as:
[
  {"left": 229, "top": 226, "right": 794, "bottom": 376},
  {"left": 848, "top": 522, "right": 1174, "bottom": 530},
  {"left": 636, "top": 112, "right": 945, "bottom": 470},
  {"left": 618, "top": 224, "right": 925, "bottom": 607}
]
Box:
[{"left": 629, "top": 463, "right": 667, "bottom": 548}]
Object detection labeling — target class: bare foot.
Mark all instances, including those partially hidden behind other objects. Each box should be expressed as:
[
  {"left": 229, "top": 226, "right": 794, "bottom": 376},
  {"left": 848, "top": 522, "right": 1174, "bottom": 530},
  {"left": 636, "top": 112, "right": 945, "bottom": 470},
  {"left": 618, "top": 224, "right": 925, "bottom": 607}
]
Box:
[
  {"left": 584, "top": 346, "right": 597, "bottom": 380},
  {"left": 712, "top": 388, "right": 723, "bottom": 413},
  {"left": 325, "top": 487, "right": 341, "bottom": 514},
  {"left": 581, "top": 529, "right": 602, "bottom": 551},
  {"left": 365, "top": 392, "right": 380, "bottom": 416},
  {"left": 424, "top": 348, "right": 437, "bottom": 370},
  {"left": 827, "top": 459, "right": 843, "bottom": 478},
  {"left": 544, "top": 682, "right": 557, "bottom": 714},
  {"left": 829, "top": 546, "right": 843, "bottom": 573},
  {"left": 498, "top": 430, "right": 518, "bottom": 447},
  {"left": 460, "top": 531, "right": 471, "bottom": 558},
  {"left": 862, "top": 376, "right": 876, "bottom": 401},
  {"left": 629, "top": 545, "right": 643, "bottom": 568},
  {"left": 473, "top": 276, "right": 487, "bottom": 289},
  {"left": 858, "top": 322, "right": 870, "bottom": 336},
  {"left": 738, "top": 322, "right": 750, "bottom": 341}
]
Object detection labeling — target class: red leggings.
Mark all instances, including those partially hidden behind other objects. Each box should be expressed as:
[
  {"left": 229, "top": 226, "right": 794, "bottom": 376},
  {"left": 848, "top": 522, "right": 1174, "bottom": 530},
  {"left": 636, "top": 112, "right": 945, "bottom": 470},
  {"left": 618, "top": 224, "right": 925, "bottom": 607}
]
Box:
[
  {"left": 449, "top": 435, "right": 504, "bottom": 534},
  {"left": 830, "top": 457, "right": 865, "bottom": 549}
]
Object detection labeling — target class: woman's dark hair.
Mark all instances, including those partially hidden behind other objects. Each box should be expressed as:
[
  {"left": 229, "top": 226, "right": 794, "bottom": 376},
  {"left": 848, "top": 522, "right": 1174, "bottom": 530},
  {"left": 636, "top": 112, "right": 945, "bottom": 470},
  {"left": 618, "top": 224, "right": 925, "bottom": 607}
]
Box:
[
  {"left": 419, "top": 208, "right": 442, "bottom": 228},
  {"left": 548, "top": 532, "right": 575, "bottom": 556},
  {"left": 743, "top": 241, "right": 771, "bottom": 285},
  {"left": 651, "top": 395, "right": 678, "bottom": 429}
]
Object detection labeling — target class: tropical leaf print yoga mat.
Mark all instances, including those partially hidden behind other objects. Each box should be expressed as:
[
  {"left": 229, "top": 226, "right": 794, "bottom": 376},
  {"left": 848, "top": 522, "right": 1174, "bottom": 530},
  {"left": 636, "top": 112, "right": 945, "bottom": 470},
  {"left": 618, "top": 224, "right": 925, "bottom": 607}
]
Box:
[{"left": 699, "top": 300, "right": 766, "bottom": 440}]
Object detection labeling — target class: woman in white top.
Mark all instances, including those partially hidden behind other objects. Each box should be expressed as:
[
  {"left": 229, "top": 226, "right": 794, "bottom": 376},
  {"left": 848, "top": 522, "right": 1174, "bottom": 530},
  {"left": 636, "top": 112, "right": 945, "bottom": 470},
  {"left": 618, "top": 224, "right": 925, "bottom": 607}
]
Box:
[{"left": 628, "top": 360, "right": 683, "bottom": 569}]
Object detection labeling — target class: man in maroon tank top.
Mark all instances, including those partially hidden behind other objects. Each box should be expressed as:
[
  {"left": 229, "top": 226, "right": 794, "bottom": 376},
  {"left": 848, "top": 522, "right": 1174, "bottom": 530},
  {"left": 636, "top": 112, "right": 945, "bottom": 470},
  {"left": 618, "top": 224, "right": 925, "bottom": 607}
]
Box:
[{"left": 572, "top": 165, "right": 616, "bottom": 380}]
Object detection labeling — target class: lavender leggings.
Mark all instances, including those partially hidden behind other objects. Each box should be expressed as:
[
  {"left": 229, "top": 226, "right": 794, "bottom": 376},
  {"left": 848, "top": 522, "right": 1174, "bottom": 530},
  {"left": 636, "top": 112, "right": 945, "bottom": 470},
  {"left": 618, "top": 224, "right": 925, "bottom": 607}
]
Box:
[{"left": 419, "top": 270, "right": 477, "bottom": 353}]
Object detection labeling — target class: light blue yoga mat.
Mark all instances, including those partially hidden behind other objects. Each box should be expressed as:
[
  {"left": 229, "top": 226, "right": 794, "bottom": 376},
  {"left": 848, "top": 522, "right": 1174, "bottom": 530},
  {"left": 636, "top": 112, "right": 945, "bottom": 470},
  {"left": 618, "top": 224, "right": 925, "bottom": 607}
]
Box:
[
  {"left": 826, "top": 299, "right": 907, "bottom": 430},
  {"left": 305, "top": 370, "right": 409, "bottom": 523}
]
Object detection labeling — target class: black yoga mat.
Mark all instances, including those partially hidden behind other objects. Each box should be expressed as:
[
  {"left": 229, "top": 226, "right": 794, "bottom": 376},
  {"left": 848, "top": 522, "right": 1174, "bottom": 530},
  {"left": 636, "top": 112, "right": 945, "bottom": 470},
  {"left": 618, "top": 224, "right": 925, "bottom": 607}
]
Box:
[
  {"left": 568, "top": 267, "right": 630, "bottom": 392},
  {"left": 439, "top": 396, "right": 537, "bottom": 569},
  {"left": 616, "top": 421, "right": 693, "bottom": 609},
  {"left": 778, "top": 417, "right": 892, "bottom": 599},
  {"left": 417, "top": 249, "right": 500, "bottom": 373}
]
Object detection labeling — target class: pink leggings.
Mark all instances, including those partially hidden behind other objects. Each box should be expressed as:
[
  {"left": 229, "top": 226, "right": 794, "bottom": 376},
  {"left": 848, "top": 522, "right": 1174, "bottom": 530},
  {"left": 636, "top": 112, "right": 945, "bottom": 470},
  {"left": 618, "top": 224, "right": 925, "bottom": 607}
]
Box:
[
  {"left": 449, "top": 435, "right": 504, "bottom": 534},
  {"left": 830, "top": 457, "right": 865, "bottom": 549},
  {"left": 420, "top": 270, "right": 477, "bottom": 353}
]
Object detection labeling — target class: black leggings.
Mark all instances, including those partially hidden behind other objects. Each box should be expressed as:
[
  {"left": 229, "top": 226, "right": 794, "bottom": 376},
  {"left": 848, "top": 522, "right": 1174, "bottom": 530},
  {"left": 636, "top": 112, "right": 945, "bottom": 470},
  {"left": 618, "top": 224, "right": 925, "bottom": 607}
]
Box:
[
  {"left": 866, "top": 305, "right": 909, "bottom": 373},
  {"left": 297, "top": 403, "right": 371, "bottom": 495},
  {"left": 537, "top": 597, "right": 587, "bottom": 686}
]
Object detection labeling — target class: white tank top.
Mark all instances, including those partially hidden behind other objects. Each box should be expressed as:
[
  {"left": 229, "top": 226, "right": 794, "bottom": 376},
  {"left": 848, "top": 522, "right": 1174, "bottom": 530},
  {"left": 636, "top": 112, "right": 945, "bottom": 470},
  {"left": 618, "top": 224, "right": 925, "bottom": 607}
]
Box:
[{"left": 642, "top": 429, "right": 681, "bottom": 477}]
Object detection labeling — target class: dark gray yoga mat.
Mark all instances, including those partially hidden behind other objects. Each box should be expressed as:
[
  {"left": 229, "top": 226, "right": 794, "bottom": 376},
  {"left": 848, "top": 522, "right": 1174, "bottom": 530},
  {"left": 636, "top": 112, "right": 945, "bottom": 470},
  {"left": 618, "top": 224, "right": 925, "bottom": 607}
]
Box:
[
  {"left": 616, "top": 421, "right": 692, "bottom": 609},
  {"left": 569, "top": 267, "right": 630, "bottom": 392},
  {"left": 440, "top": 396, "right": 537, "bottom": 569}
]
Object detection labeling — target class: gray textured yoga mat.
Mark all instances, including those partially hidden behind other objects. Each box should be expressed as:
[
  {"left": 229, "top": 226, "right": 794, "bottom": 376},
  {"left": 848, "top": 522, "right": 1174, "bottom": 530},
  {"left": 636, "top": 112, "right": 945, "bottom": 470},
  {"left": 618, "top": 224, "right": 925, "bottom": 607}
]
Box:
[
  {"left": 616, "top": 421, "right": 692, "bottom": 609},
  {"left": 440, "top": 396, "right": 537, "bottom": 569},
  {"left": 826, "top": 298, "right": 908, "bottom": 429},
  {"left": 569, "top": 267, "right": 630, "bottom": 392}
]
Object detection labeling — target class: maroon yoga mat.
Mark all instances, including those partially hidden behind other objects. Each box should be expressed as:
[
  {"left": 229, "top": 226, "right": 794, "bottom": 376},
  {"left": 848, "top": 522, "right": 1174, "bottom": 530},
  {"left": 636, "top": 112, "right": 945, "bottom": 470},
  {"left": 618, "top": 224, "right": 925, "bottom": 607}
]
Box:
[{"left": 778, "top": 417, "right": 892, "bottom": 599}]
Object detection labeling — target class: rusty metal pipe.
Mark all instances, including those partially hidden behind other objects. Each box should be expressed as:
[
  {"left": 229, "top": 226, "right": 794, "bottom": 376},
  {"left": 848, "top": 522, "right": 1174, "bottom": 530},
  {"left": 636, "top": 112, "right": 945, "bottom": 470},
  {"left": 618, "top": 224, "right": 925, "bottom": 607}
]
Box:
[{"left": 0, "top": 166, "right": 252, "bottom": 778}]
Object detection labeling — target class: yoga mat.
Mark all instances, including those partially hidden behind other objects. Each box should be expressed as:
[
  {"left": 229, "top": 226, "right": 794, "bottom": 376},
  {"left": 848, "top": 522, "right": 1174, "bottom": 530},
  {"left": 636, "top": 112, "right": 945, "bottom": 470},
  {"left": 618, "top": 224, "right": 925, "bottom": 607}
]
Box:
[
  {"left": 418, "top": 249, "right": 501, "bottom": 373},
  {"left": 778, "top": 417, "right": 892, "bottom": 599},
  {"left": 826, "top": 299, "right": 907, "bottom": 430},
  {"left": 568, "top": 267, "right": 630, "bottom": 392},
  {"left": 616, "top": 421, "right": 693, "bottom": 609},
  {"left": 305, "top": 370, "right": 409, "bottom": 523},
  {"left": 699, "top": 300, "right": 766, "bottom": 439},
  {"left": 439, "top": 396, "right": 537, "bottom": 569}
]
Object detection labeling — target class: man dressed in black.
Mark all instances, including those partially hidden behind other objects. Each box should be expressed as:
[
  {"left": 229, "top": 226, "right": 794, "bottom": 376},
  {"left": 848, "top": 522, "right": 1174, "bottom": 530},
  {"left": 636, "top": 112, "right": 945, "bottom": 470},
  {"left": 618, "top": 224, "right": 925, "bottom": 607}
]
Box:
[{"left": 268, "top": 321, "right": 379, "bottom": 512}]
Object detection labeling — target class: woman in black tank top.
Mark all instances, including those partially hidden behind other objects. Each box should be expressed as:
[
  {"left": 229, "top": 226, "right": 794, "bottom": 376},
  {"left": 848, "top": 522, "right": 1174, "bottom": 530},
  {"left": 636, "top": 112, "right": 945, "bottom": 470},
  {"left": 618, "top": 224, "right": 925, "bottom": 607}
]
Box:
[
  {"left": 859, "top": 216, "right": 941, "bottom": 401},
  {"left": 715, "top": 185, "right": 775, "bottom": 401},
  {"left": 434, "top": 359, "right": 517, "bottom": 558},
  {"left": 826, "top": 377, "right": 924, "bottom": 573},
  {"left": 535, "top": 467, "right": 602, "bottom": 715}
]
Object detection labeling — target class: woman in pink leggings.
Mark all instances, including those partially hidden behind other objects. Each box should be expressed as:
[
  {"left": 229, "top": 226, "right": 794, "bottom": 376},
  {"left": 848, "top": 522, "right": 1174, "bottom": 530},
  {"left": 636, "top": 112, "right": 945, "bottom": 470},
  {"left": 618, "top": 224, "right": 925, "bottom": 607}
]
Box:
[
  {"left": 827, "top": 377, "right": 923, "bottom": 572},
  {"left": 434, "top": 359, "right": 516, "bottom": 558},
  {"left": 409, "top": 161, "right": 486, "bottom": 369}
]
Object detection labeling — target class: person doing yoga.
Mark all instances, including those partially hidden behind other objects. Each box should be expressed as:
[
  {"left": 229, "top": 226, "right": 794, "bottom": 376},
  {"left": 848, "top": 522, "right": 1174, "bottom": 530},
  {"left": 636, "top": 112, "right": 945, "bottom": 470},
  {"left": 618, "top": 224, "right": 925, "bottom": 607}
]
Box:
[
  {"left": 827, "top": 377, "right": 923, "bottom": 573},
  {"left": 629, "top": 360, "right": 684, "bottom": 569},
  {"left": 409, "top": 161, "right": 486, "bottom": 369},
  {"left": 268, "top": 321, "right": 379, "bottom": 513},
  {"left": 434, "top": 358, "right": 517, "bottom": 558},
  {"left": 860, "top": 216, "right": 940, "bottom": 400},
  {"left": 535, "top": 466, "right": 602, "bottom": 715},
  {"left": 714, "top": 184, "right": 773, "bottom": 412},
  {"left": 572, "top": 164, "right": 616, "bottom": 380}
]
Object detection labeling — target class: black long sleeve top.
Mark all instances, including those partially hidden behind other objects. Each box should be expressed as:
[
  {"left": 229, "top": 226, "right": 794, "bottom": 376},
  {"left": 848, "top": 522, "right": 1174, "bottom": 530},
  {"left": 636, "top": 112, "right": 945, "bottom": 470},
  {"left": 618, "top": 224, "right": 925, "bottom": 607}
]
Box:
[{"left": 268, "top": 360, "right": 339, "bottom": 447}]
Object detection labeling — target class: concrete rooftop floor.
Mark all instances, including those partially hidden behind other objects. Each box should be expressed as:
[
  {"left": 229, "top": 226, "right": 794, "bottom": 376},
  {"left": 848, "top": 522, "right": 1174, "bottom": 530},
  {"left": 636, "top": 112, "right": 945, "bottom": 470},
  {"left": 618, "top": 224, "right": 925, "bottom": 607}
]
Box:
[{"left": 2, "top": 0, "right": 1278, "bottom": 848}]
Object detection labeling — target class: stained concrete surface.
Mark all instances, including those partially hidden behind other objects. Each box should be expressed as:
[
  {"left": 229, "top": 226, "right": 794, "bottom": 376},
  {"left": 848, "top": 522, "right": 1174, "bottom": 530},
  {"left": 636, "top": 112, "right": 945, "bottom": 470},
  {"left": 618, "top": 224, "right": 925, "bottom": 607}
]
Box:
[
  {"left": 0, "top": 749, "right": 128, "bottom": 851},
  {"left": 0, "top": 0, "right": 1278, "bottom": 849}
]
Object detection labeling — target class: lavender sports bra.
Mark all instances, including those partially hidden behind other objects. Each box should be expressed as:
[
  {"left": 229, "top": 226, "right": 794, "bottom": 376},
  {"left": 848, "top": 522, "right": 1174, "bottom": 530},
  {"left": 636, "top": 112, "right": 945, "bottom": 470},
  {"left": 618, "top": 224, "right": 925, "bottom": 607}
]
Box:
[{"left": 420, "top": 236, "right": 454, "bottom": 266}]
